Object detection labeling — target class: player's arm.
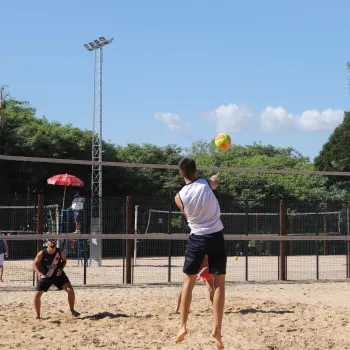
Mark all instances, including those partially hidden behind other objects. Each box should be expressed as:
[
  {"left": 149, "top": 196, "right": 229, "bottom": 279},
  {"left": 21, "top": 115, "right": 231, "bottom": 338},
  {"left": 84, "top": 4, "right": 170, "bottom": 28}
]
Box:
[
  {"left": 60, "top": 250, "right": 67, "bottom": 269},
  {"left": 57, "top": 250, "right": 67, "bottom": 276},
  {"left": 174, "top": 193, "right": 187, "bottom": 219},
  {"left": 208, "top": 172, "right": 220, "bottom": 190},
  {"left": 198, "top": 266, "right": 208, "bottom": 276},
  {"left": 32, "top": 251, "right": 43, "bottom": 278},
  {"left": 196, "top": 266, "right": 208, "bottom": 280},
  {"left": 3, "top": 240, "right": 8, "bottom": 257}
]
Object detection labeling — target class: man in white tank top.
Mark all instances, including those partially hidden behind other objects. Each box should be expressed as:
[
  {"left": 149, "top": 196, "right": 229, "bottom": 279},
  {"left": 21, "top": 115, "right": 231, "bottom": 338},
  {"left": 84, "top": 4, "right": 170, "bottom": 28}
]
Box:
[{"left": 174, "top": 157, "right": 226, "bottom": 349}]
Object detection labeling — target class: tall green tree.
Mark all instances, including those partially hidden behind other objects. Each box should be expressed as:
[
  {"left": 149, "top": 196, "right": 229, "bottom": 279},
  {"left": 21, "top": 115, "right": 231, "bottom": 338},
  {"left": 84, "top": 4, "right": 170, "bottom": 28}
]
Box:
[{"left": 314, "top": 111, "right": 350, "bottom": 172}]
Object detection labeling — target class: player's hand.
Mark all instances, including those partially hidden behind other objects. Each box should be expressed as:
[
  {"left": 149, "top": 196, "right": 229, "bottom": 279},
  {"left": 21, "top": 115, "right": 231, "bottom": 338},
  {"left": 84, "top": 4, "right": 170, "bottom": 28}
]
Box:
[
  {"left": 38, "top": 274, "right": 45, "bottom": 280},
  {"left": 56, "top": 269, "right": 63, "bottom": 276},
  {"left": 5, "top": 253, "right": 8, "bottom": 258},
  {"left": 196, "top": 274, "right": 201, "bottom": 281},
  {"left": 210, "top": 173, "right": 220, "bottom": 182}
]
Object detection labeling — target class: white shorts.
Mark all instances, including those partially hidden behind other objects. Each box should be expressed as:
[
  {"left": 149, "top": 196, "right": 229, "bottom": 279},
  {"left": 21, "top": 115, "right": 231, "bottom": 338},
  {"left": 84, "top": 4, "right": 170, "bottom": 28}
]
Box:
[{"left": 0, "top": 253, "right": 4, "bottom": 267}]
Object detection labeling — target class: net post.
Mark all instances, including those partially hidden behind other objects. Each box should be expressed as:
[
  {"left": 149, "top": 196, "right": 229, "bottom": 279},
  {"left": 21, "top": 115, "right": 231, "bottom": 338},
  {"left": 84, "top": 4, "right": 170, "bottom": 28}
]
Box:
[
  {"left": 244, "top": 201, "right": 249, "bottom": 281},
  {"left": 36, "top": 194, "right": 44, "bottom": 253},
  {"left": 126, "top": 196, "right": 133, "bottom": 284},
  {"left": 323, "top": 215, "right": 327, "bottom": 255},
  {"left": 167, "top": 200, "right": 172, "bottom": 283},
  {"left": 316, "top": 204, "right": 319, "bottom": 280},
  {"left": 279, "top": 199, "right": 287, "bottom": 281},
  {"left": 347, "top": 203, "right": 350, "bottom": 279}
]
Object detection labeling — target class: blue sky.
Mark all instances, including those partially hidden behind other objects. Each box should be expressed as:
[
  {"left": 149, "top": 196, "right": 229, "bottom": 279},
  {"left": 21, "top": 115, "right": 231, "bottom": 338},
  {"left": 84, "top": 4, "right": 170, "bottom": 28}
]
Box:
[{"left": 1, "top": 0, "right": 349, "bottom": 160}]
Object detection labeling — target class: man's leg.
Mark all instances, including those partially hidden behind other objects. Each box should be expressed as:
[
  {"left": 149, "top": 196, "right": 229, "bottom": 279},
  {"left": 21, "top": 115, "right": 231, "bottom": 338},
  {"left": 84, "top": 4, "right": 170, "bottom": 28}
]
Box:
[
  {"left": 176, "top": 273, "right": 197, "bottom": 343},
  {"left": 207, "top": 231, "right": 227, "bottom": 349},
  {"left": 210, "top": 274, "right": 225, "bottom": 349},
  {"left": 73, "top": 211, "right": 81, "bottom": 233},
  {"left": 205, "top": 279, "right": 215, "bottom": 304},
  {"left": 34, "top": 291, "right": 44, "bottom": 319},
  {"left": 176, "top": 287, "right": 182, "bottom": 313},
  {"left": 0, "top": 254, "right": 4, "bottom": 282},
  {"left": 62, "top": 282, "right": 80, "bottom": 317}
]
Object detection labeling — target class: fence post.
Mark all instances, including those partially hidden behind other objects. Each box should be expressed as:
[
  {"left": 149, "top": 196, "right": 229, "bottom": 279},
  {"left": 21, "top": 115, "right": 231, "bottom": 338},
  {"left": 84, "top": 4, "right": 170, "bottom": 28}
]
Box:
[
  {"left": 126, "top": 196, "right": 133, "bottom": 284},
  {"left": 244, "top": 201, "right": 249, "bottom": 281},
  {"left": 37, "top": 194, "right": 44, "bottom": 253},
  {"left": 323, "top": 215, "right": 327, "bottom": 255},
  {"left": 347, "top": 203, "right": 350, "bottom": 279},
  {"left": 279, "top": 199, "right": 287, "bottom": 281}
]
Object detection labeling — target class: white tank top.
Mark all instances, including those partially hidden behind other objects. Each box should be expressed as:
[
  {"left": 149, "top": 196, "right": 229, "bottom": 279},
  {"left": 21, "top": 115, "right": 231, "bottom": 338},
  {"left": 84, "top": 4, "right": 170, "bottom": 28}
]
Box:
[{"left": 178, "top": 178, "right": 224, "bottom": 235}]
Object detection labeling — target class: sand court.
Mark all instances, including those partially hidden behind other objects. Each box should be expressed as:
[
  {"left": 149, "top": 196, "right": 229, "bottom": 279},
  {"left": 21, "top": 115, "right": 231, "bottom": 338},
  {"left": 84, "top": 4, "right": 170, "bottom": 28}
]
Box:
[{"left": 1, "top": 281, "right": 350, "bottom": 349}]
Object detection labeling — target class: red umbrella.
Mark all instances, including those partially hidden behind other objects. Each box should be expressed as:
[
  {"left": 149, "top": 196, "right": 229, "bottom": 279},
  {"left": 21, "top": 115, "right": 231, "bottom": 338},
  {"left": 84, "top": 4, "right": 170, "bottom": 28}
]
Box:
[
  {"left": 47, "top": 173, "right": 84, "bottom": 209},
  {"left": 47, "top": 174, "right": 84, "bottom": 187}
]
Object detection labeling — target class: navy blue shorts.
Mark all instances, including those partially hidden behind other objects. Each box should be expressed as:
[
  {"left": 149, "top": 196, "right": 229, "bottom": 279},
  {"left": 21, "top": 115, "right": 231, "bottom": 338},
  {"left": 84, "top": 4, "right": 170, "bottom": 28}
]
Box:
[
  {"left": 73, "top": 210, "right": 82, "bottom": 223},
  {"left": 36, "top": 273, "right": 70, "bottom": 292},
  {"left": 183, "top": 231, "right": 227, "bottom": 275}
]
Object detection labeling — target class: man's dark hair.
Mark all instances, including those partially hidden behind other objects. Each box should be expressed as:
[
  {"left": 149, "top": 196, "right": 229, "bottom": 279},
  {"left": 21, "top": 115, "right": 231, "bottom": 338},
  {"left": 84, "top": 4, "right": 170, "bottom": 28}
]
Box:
[{"left": 178, "top": 157, "right": 197, "bottom": 180}]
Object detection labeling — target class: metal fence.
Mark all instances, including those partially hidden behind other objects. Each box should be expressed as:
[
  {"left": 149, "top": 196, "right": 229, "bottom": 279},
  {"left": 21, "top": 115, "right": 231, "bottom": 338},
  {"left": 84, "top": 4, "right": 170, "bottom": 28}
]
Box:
[{"left": 0, "top": 195, "right": 349, "bottom": 288}]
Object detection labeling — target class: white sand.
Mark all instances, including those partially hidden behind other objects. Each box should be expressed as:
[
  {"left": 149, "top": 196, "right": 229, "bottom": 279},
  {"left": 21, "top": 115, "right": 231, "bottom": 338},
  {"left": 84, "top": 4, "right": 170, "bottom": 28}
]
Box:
[{"left": 1, "top": 281, "right": 350, "bottom": 349}]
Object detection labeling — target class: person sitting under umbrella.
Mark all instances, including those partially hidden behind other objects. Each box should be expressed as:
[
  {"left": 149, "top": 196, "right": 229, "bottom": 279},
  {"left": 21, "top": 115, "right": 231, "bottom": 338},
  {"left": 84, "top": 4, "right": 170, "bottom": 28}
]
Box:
[{"left": 67, "top": 191, "right": 85, "bottom": 234}]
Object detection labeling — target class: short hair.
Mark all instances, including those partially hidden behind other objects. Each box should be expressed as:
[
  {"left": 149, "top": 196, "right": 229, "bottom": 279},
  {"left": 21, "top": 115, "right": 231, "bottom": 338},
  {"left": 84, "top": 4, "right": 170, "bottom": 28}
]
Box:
[{"left": 178, "top": 157, "right": 197, "bottom": 180}]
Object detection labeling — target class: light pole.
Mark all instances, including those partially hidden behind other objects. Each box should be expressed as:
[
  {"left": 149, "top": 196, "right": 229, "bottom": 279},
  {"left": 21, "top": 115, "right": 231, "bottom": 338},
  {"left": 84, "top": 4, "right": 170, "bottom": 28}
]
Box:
[
  {"left": 0, "top": 88, "right": 3, "bottom": 124},
  {"left": 84, "top": 37, "right": 113, "bottom": 266}
]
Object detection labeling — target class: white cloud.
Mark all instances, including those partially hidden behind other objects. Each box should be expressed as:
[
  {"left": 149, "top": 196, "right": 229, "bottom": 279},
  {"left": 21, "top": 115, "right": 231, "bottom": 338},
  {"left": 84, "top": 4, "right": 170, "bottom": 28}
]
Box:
[
  {"left": 260, "top": 106, "right": 344, "bottom": 132},
  {"left": 298, "top": 109, "right": 344, "bottom": 131},
  {"left": 207, "top": 104, "right": 253, "bottom": 134},
  {"left": 260, "top": 106, "right": 294, "bottom": 132},
  {"left": 155, "top": 112, "right": 189, "bottom": 132}
]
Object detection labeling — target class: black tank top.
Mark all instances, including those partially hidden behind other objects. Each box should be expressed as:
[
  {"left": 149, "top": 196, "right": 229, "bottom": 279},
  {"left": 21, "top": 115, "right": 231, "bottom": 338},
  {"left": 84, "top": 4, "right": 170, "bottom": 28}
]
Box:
[{"left": 38, "top": 248, "right": 63, "bottom": 277}]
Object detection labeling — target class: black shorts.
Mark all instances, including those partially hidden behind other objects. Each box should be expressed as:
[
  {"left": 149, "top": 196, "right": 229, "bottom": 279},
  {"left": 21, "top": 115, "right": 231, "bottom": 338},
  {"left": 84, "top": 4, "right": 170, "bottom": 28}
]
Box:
[
  {"left": 36, "top": 273, "right": 70, "bottom": 292},
  {"left": 183, "top": 231, "right": 227, "bottom": 275}
]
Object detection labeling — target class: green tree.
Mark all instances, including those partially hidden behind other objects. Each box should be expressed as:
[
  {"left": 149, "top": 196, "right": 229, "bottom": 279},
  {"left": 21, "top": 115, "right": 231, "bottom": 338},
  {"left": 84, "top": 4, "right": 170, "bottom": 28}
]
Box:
[
  {"left": 187, "top": 141, "right": 346, "bottom": 202},
  {"left": 314, "top": 112, "right": 350, "bottom": 172},
  {"left": 0, "top": 89, "right": 347, "bottom": 202}
]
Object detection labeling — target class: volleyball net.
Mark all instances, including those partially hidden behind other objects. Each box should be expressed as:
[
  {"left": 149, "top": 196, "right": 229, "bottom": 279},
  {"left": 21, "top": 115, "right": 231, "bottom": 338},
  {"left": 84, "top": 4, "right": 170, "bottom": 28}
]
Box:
[
  {"left": 1, "top": 154, "right": 350, "bottom": 288},
  {"left": 1, "top": 233, "right": 350, "bottom": 289},
  {"left": 0, "top": 204, "right": 60, "bottom": 234}
]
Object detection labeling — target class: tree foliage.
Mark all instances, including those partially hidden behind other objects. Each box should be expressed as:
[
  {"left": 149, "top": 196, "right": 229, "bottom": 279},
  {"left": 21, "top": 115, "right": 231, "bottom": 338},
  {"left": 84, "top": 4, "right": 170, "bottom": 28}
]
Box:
[{"left": 0, "top": 91, "right": 347, "bottom": 201}]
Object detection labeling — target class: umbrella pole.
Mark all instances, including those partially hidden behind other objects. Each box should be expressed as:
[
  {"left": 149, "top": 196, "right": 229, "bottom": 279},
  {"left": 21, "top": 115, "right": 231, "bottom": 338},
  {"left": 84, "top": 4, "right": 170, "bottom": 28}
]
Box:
[
  {"left": 63, "top": 186, "right": 66, "bottom": 210},
  {"left": 58, "top": 186, "right": 67, "bottom": 250}
]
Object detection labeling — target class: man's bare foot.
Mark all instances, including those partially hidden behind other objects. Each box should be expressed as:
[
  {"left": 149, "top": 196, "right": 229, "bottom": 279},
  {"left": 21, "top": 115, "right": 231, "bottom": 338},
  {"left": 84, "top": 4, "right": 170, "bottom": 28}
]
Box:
[
  {"left": 36, "top": 315, "right": 41, "bottom": 319},
  {"left": 70, "top": 309, "right": 80, "bottom": 317},
  {"left": 175, "top": 328, "right": 188, "bottom": 344},
  {"left": 210, "top": 332, "right": 224, "bottom": 349}
]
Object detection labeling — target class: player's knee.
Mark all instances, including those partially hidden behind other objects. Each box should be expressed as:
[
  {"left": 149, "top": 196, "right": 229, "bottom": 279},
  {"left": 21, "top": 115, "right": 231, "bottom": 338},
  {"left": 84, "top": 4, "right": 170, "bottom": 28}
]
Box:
[
  {"left": 34, "top": 292, "right": 42, "bottom": 300},
  {"left": 213, "top": 274, "right": 225, "bottom": 288},
  {"left": 183, "top": 277, "right": 196, "bottom": 289},
  {"left": 66, "top": 286, "right": 74, "bottom": 294}
]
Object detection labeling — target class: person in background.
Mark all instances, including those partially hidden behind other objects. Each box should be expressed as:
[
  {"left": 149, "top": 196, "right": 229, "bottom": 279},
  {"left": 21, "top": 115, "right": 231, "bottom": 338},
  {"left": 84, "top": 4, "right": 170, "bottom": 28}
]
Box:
[
  {"left": 68, "top": 191, "right": 85, "bottom": 234},
  {"left": 0, "top": 228, "right": 9, "bottom": 282}
]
